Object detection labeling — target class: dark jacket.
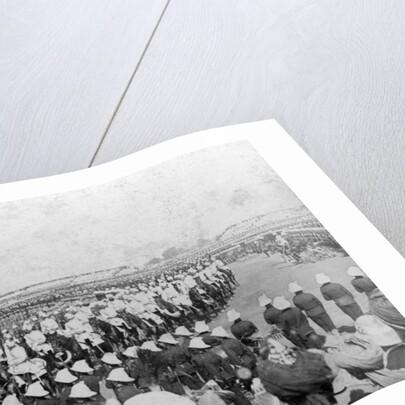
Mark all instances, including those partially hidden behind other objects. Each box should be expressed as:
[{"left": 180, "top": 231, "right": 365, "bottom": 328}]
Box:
[
  {"left": 200, "top": 331, "right": 221, "bottom": 346},
  {"left": 114, "top": 384, "right": 142, "bottom": 403},
  {"left": 78, "top": 375, "right": 101, "bottom": 393},
  {"left": 164, "top": 345, "right": 196, "bottom": 376},
  {"left": 125, "top": 358, "right": 153, "bottom": 389},
  {"left": 279, "top": 307, "right": 313, "bottom": 337},
  {"left": 222, "top": 338, "right": 256, "bottom": 369},
  {"left": 192, "top": 351, "right": 234, "bottom": 383},
  {"left": 293, "top": 292, "right": 326, "bottom": 317},
  {"left": 263, "top": 305, "right": 282, "bottom": 327},
  {"left": 230, "top": 319, "right": 258, "bottom": 340},
  {"left": 351, "top": 277, "right": 377, "bottom": 295},
  {"left": 56, "top": 385, "right": 71, "bottom": 405},
  {"left": 154, "top": 351, "right": 185, "bottom": 395},
  {"left": 320, "top": 282, "right": 355, "bottom": 306}
]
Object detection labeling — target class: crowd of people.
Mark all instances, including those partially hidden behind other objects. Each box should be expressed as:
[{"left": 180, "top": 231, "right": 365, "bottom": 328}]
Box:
[
  {"left": 1, "top": 250, "right": 405, "bottom": 405},
  {"left": 215, "top": 231, "right": 347, "bottom": 267}
]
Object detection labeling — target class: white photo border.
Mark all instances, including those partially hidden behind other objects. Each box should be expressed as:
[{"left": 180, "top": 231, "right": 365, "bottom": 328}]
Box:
[{"left": 1, "top": 120, "right": 404, "bottom": 404}]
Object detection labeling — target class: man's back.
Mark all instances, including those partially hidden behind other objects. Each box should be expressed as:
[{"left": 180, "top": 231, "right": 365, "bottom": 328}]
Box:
[
  {"left": 263, "top": 305, "right": 282, "bottom": 326},
  {"left": 320, "top": 282, "right": 352, "bottom": 300},
  {"left": 293, "top": 292, "right": 325, "bottom": 317},
  {"left": 351, "top": 277, "right": 377, "bottom": 294},
  {"left": 231, "top": 320, "right": 257, "bottom": 340}
]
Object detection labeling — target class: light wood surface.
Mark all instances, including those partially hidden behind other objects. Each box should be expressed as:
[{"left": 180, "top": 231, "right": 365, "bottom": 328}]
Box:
[
  {"left": 2, "top": 0, "right": 405, "bottom": 256},
  {"left": 0, "top": 0, "right": 168, "bottom": 181}
]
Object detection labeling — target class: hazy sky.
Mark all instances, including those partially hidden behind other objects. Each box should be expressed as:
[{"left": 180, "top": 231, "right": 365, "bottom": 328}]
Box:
[{"left": 0, "top": 141, "right": 303, "bottom": 294}]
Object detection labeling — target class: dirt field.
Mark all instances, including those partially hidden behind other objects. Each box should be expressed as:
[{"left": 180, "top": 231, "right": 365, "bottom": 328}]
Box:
[{"left": 210, "top": 253, "right": 370, "bottom": 335}]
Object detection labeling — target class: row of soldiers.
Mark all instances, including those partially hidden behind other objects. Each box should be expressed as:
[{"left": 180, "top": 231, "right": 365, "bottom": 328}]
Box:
[
  {"left": 1, "top": 323, "right": 258, "bottom": 405},
  {"left": 224, "top": 265, "right": 405, "bottom": 405},
  {"left": 227, "top": 266, "right": 377, "bottom": 352},
  {"left": 0, "top": 257, "right": 239, "bottom": 328},
  {"left": 0, "top": 258, "right": 255, "bottom": 404},
  {"left": 218, "top": 230, "right": 345, "bottom": 267},
  {"left": 0, "top": 256, "right": 399, "bottom": 405}
]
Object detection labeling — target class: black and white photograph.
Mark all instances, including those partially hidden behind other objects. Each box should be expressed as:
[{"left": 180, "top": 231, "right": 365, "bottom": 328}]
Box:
[{"left": 1, "top": 141, "right": 405, "bottom": 405}]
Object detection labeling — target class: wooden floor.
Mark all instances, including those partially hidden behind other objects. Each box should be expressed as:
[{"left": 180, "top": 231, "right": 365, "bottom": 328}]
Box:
[{"left": 2, "top": 1, "right": 405, "bottom": 256}]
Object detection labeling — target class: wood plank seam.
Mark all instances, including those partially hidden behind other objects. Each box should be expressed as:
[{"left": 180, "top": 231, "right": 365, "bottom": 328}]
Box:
[{"left": 88, "top": 0, "right": 172, "bottom": 167}]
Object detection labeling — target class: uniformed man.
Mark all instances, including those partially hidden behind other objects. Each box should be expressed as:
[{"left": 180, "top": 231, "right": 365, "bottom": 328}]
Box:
[
  {"left": 24, "top": 330, "right": 51, "bottom": 355},
  {"left": 288, "top": 282, "right": 336, "bottom": 333},
  {"left": 227, "top": 310, "right": 258, "bottom": 341},
  {"left": 154, "top": 334, "right": 185, "bottom": 395},
  {"left": 106, "top": 367, "right": 141, "bottom": 403},
  {"left": 210, "top": 326, "right": 256, "bottom": 370},
  {"left": 99, "top": 352, "right": 123, "bottom": 389},
  {"left": 274, "top": 232, "right": 290, "bottom": 262},
  {"left": 70, "top": 360, "right": 103, "bottom": 399},
  {"left": 258, "top": 294, "right": 282, "bottom": 328},
  {"left": 68, "top": 381, "right": 100, "bottom": 405},
  {"left": 194, "top": 321, "right": 219, "bottom": 346},
  {"left": 23, "top": 382, "right": 57, "bottom": 405},
  {"left": 40, "top": 314, "right": 60, "bottom": 337},
  {"left": 122, "top": 346, "right": 153, "bottom": 392},
  {"left": 347, "top": 266, "right": 377, "bottom": 297},
  {"left": 273, "top": 296, "right": 323, "bottom": 349},
  {"left": 188, "top": 337, "right": 229, "bottom": 386},
  {"left": 173, "top": 326, "right": 193, "bottom": 348},
  {"left": 11, "top": 324, "right": 25, "bottom": 343},
  {"left": 54, "top": 368, "right": 78, "bottom": 405},
  {"left": 158, "top": 332, "right": 203, "bottom": 390},
  {"left": 316, "top": 273, "right": 364, "bottom": 321},
  {"left": 213, "top": 258, "right": 239, "bottom": 287},
  {"left": 31, "top": 316, "right": 41, "bottom": 331},
  {"left": 189, "top": 337, "right": 251, "bottom": 405}
]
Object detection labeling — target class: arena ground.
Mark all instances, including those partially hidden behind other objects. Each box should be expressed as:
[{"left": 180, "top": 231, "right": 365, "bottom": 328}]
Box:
[
  {"left": 209, "top": 253, "right": 379, "bottom": 404},
  {"left": 210, "top": 253, "right": 369, "bottom": 336}
]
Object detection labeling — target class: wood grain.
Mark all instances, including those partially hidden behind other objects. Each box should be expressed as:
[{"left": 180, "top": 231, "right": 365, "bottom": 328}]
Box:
[
  {"left": 93, "top": 0, "right": 405, "bottom": 256},
  {"left": 0, "top": 0, "right": 168, "bottom": 182}
]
